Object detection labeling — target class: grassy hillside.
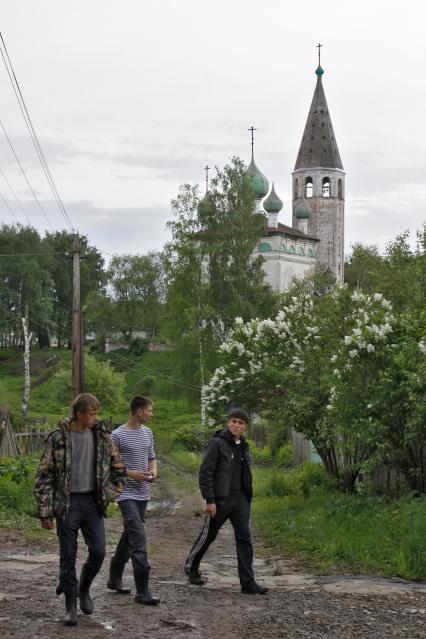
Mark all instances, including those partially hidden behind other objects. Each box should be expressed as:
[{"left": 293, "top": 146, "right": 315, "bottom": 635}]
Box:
[{"left": 0, "top": 346, "right": 200, "bottom": 430}]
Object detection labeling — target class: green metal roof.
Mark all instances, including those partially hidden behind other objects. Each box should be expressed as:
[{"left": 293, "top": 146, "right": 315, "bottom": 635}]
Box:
[
  {"left": 245, "top": 154, "right": 269, "bottom": 198},
  {"left": 263, "top": 182, "right": 283, "bottom": 213},
  {"left": 294, "top": 201, "right": 312, "bottom": 220}
]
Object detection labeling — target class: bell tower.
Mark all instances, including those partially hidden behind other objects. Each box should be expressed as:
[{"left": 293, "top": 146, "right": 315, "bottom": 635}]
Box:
[{"left": 292, "top": 47, "right": 345, "bottom": 283}]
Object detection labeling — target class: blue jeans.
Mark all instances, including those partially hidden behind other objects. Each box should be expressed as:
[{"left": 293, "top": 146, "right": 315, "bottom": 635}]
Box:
[
  {"left": 111, "top": 500, "right": 150, "bottom": 587},
  {"left": 56, "top": 492, "right": 106, "bottom": 593}
]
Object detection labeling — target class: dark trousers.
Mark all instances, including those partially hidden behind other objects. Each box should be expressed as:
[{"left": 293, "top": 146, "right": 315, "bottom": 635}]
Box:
[
  {"left": 111, "top": 500, "right": 150, "bottom": 591},
  {"left": 56, "top": 492, "right": 106, "bottom": 593},
  {"left": 185, "top": 492, "right": 255, "bottom": 586}
]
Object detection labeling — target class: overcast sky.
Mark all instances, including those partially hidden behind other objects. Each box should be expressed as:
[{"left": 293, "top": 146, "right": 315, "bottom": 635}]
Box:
[{"left": 0, "top": 0, "right": 425, "bottom": 258}]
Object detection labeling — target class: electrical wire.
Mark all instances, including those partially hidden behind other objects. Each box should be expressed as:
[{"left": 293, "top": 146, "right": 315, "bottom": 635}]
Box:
[
  {"left": 0, "top": 119, "right": 53, "bottom": 229},
  {"left": 25, "top": 309, "right": 201, "bottom": 393},
  {"left": 0, "top": 251, "right": 64, "bottom": 257},
  {"left": 0, "top": 166, "right": 31, "bottom": 224},
  {"left": 0, "top": 32, "right": 74, "bottom": 231},
  {"left": 0, "top": 188, "right": 19, "bottom": 223}
]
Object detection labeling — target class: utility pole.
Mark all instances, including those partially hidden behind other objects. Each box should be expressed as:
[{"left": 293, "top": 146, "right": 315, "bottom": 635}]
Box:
[{"left": 72, "top": 233, "right": 83, "bottom": 400}]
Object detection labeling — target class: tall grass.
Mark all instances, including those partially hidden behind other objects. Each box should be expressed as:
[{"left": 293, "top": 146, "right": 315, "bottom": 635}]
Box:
[{"left": 251, "top": 465, "right": 426, "bottom": 580}]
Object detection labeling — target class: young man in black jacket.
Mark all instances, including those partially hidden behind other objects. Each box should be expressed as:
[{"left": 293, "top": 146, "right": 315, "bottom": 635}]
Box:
[{"left": 184, "top": 408, "right": 268, "bottom": 594}]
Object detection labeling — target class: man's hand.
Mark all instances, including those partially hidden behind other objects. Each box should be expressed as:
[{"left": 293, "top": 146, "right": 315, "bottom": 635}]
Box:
[
  {"left": 146, "top": 472, "right": 156, "bottom": 483},
  {"left": 41, "top": 518, "right": 54, "bottom": 530},
  {"left": 127, "top": 470, "right": 152, "bottom": 481},
  {"left": 206, "top": 503, "right": 216, "bottom": 518}
]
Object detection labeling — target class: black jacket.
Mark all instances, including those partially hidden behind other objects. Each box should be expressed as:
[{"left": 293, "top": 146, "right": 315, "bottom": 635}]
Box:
[{"left": 199, "top": 428, "right": 252, "bottom": 505}]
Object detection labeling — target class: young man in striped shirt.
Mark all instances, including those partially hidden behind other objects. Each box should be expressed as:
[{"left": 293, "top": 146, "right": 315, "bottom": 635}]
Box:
[{"left": 107, "top": 396, "right": 160, "bottom": 605}]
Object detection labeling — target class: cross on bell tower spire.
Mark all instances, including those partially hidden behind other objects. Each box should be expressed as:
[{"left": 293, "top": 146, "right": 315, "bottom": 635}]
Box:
[
  {"left": 204, "top": 164, "right": 210, "bottom": 193},
  {"left": 317, "top": 42, "right": 323, "bottom": 66},
  {"left": 248, "top": 126, "right": 257, "bottom": 158}
]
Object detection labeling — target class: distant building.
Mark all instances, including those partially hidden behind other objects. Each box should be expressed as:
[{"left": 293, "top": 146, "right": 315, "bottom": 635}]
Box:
[{"left": 247, "top": 60, "right": 344, "bottom": 291}]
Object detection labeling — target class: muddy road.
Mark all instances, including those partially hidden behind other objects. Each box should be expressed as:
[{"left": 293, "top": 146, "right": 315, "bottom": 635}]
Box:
[{"left": 1, "top": 461, "right": 426, "bottom": 638}]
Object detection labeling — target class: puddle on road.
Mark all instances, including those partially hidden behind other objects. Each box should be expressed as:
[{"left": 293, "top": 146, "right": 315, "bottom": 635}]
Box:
[
  {"left": 98, "top": 620, "right": 114, "bottom": 631},
  {"left": 147, "top": 497, "right": 181, "bottom": 514}
]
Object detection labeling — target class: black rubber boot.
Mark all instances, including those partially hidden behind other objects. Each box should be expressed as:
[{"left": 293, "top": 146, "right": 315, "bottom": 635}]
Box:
[
  {"left": 107, "top": 557, "right": 131, "bottom": 594},
  {"left": 134, "top": 568, "right": 160, "bottom": 605},
  {"left": 64, "top": 588, "right": 78, "bottom": 626},
  {"left": 78, "top": 564, "right": 97, "bottom": 614}
]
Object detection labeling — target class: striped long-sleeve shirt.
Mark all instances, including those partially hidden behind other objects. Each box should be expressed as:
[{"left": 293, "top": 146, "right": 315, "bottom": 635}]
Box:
[{"left": 111, "top": 424, "right": 156, "bottom": 502}]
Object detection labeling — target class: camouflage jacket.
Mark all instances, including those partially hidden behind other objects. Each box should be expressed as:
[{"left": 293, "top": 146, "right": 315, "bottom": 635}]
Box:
[{"left": 34, "top": 418, "right": 127, "bottom": 521}]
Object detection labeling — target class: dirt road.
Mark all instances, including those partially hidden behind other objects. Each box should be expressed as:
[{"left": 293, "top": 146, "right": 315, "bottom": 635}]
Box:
[{"left": 1, "top": 461, "right": 426, "bottom": 638}]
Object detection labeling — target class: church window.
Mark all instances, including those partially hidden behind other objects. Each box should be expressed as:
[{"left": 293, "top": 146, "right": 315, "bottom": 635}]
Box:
[
  {"left": 294, "top": 178, "right": 299, "bottom": 198},
  {"left": 322, "top": 177, "right": 330, "bottom": 198},
  {"left": 307, "top": 247, "right": 314, "bottom": 257},
  {"left": 280, "top": 243, "right": 286, "bottom": 252},
  {"left": 338, "top": 179, "right": 343, "bottom": 199},
  {"left": 305, "top": 177, "right": 313, "bottom": 198},
  {"left": 297, "top": 246, "right": 305, "bottom": 256},
  {"left": 288, "top": 245, "right": 295, "bottom": 254},
  {"left": 259, "top": 242, "right": 272, "bottom": 253}
]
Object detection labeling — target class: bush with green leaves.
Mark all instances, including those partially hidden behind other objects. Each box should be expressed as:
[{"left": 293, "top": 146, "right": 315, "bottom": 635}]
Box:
[
  {"left": 0, "top": 456, "right": 37, "bottom": 515},
  {"left": 129, "top": 337, "right": 149, "bottom": 356},
  {"left": 52, "top": 354, "right": 126, "bottom": 411},
  {"left": 171, "top": 423, "right": 208, "bottom": 452}
]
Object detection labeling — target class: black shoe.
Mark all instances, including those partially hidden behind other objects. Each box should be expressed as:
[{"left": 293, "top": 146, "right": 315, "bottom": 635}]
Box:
[
  {"left": 241, "top": 582, "right": 269, "bottom": 595},
  {"left": 184, "top": 566, "right": 205, "bottom": 585},
  {"left": 107, "top": 579, "right": 131, "bottom": 595},
  {"left": 64, "top": 589, "right": 78, "bottom": 626},
  {"left": 134, "top": 591, "right": 161, "bottom": 605}
]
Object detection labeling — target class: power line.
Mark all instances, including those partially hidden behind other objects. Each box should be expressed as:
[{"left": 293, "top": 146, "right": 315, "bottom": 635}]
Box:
[
  {"left": 0, "top": 32, "right": 74, "bottom": 231},
  {"left": 0, "top": 188, "right": 19, "bottom": 223},
  {"left": 0, "top": 119, "right": 53, "bottom": 229},
  {"left": 26, "top": 310, "right": 201, "bottom": 393},
  {"left": 0, "top": 251, "right": 64, "bottom": 257},
  {"left": 0, "top": 166, "right": 31, "bottom": 224}
]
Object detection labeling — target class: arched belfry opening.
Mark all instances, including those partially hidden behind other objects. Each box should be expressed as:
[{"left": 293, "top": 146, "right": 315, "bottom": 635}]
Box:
[
  {"left": 338, "top": 178, "right": 343, "bottom": 200},
  {"left": 305, "top": 177, "right": 313, "bottom": 198},
  {"left": 322, "top": 177, "right": 330, "bottom": 198}
]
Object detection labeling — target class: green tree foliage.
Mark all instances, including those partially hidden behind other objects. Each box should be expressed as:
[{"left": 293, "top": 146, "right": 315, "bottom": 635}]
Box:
[
  {"left": 43, "top": 231, "right": 105, "bottom": 348},
  {"left": 345, "top": 227, "right": 426, "bottom": 310},
  {"left": 106, "top": 253, "right": 163, "bottom": 341},
  {"left": 0, "top": 224, "right": 53, "bottom": 348},
  {"left": 163, "top": 157, "right": 278, "bottom": 395}
]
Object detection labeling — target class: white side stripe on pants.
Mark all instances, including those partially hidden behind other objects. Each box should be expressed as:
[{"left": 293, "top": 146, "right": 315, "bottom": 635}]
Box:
[{"left": 185, "top": 515, "right": 211, "bottom": 569}]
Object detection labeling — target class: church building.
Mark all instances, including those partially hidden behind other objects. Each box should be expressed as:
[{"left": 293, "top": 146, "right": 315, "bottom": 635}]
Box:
[{"left": 247, "top": 58, "right": 345, "bottom": 291}]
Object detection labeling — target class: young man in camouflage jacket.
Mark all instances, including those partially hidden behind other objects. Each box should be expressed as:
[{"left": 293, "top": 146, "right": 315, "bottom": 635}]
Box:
[{"left": 34, "top": 393, "right": 127, "bottom": 626}]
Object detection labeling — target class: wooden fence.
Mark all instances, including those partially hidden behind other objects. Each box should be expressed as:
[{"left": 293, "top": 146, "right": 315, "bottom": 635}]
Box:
[{"left": 15, "top": 429, "right": 48, "bottom": 454}]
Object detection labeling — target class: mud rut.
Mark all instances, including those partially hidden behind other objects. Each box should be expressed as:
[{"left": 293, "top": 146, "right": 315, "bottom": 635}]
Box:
[{"left": 1, "top": 460, "right": 426, "bottom": 638}]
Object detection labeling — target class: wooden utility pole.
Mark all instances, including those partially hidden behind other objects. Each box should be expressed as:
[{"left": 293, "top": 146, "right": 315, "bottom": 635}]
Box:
[{"left": 72, "top": 233, "right": 82, "bottom": 400}]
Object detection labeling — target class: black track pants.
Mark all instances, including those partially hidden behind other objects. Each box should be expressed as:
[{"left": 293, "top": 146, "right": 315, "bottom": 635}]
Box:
[{"left": 185, "top": 492, "right": 254, "bottom": 586}]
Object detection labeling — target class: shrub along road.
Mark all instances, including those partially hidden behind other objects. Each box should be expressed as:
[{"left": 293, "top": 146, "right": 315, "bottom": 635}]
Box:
[{"left": 1, "top": 460, "right": 426, "bottom": 638}]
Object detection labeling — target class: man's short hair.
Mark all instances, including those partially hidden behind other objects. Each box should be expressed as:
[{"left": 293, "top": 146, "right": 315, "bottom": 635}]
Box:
[
  {"left": 227, "top": 408, "right": 249, "bottom": 424},
  {"left": 72, "top": 393, "right": 100, "bottom": 416},
  {"left": 130, "top": 396, "right": 153, "bottom": 415}
]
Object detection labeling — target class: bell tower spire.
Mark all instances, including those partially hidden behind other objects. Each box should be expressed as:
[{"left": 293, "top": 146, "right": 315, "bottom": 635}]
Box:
[{"left": 292, "top": 49, "right": 345, "bottom": 283}]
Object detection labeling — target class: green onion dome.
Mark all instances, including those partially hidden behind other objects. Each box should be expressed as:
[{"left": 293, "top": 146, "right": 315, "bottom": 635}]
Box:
[
  {"left": 294, "top": 201, "right": 312, "bottom": 220},
  {"left": 245, "top": 154, "right": 269, "bottom": 198},
  {"left": 315, "top": 64, "right": 324, "bottom": 77},
  {"left": 263, "top": 182, "right": 283, "bottom": 214}
]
